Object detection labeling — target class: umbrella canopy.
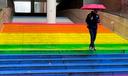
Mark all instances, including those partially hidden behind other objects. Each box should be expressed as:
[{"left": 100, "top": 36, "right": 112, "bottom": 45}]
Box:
[{"left": 81, "top": 4, "right": 106, "bottom": 10}]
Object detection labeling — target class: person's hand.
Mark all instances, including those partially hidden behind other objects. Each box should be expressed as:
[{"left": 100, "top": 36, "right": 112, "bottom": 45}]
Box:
[
  {"left": 97, "top": 19, "right": 100, "bottom": 23},
  {"left": 87, "top": 25, "right": 89, "bottom": 28},
  {"left": 98, "top": 23, "right": 102, "bottom": 26}
]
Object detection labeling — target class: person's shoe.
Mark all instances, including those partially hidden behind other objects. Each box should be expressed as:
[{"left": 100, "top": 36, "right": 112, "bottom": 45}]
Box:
[
  {"left": 92, "top": 47, "right": 96, "bottom": 51},
  {"left": 89, "top": 47, "right": 93, "bottom": 50}
]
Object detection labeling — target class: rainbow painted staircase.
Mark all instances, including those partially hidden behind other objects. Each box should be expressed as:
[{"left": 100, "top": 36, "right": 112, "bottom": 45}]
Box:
[{"left": 0, "top": 23, "right": 128, "bottom": 76}]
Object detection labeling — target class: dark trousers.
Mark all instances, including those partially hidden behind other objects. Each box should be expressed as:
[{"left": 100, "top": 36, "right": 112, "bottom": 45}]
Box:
[{"left": 88, "top": 27, "right": 97, "bottom": 48}]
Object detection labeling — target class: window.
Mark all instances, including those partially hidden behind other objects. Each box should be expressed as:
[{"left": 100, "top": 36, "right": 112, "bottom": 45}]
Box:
[
  {"left": 14, "top": 1, "right": 31, "bottom": 13},
  {"left": 34, "top": 1, "right": 47, "bottom": 13}
]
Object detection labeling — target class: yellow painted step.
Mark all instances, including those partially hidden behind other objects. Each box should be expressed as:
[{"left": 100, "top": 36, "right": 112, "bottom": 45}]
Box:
[{"left": 0, "top": 33, "right": 127, "bottom": 44}]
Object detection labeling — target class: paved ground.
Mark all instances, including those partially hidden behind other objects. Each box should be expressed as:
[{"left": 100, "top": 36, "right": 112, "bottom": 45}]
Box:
[{"left": 12, "top": 16, "right": 73, "bottom": 23}]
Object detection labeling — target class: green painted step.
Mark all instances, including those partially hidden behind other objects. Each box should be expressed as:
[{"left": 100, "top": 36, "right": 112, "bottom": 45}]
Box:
[
  {"left": 0, "top": 44, "right": 127, "bottom": 50},
  {"left": 0, "top": 50, "right": 126, "bottom": 54},
  {"left": 0, "top": 44, "right": 127, "bottom": 54}
]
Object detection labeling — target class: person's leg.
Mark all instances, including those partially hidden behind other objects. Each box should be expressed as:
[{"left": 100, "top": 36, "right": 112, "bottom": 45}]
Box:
[
  {"left": 92, "top": 28, "right": 97, "bottom": 50},
  {"left": 89, "top": 28, "right": 97, "bottom": 50},
  {"left": 89, "top": 28, "right": 95, "bottom": 48}
]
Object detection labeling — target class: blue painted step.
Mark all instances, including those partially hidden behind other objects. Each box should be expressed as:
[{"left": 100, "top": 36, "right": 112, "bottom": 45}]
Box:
[
  {"left": 0, "top": 54, "right": 128, "bottom": 75},
  {"left": 1, "top": 65, "right": 128, "bottom": 71},
  {"left": 1, "top": 68, "right": 128, "bottom": 74},
  {"left": 1, "top": 54, "right": 128, "bottom": 59},
  {"left": 1, "top": 59, "right": 128, "bottom": 64}
]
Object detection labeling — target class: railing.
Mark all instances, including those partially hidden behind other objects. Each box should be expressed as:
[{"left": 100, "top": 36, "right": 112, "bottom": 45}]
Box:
[
  {"left": 0, "top": 8, "right": 12, "bottom": 24},
  {"left": 0, "top": 8, "right": 12, "bottom": 31}
]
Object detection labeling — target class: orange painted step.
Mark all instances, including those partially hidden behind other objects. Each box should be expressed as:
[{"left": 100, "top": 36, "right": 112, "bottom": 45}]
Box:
[{"left": 2, "top": 23, "right": 112, "bottom": 33}]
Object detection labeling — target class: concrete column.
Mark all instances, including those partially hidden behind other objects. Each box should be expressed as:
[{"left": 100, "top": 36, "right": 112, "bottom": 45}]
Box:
[{"left": 47, "top": 0, "right": 56, "bottom": 23}]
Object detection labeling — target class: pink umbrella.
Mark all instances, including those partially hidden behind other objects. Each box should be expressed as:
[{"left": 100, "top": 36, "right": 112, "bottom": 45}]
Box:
[{"left": 81, "top": 4, "right": 106, "bottom": 10}]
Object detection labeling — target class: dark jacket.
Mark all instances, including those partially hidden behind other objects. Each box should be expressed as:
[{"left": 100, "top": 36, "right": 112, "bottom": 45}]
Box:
[{"left": 86, "top": 12, "right": 100, "bottom": 28}]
